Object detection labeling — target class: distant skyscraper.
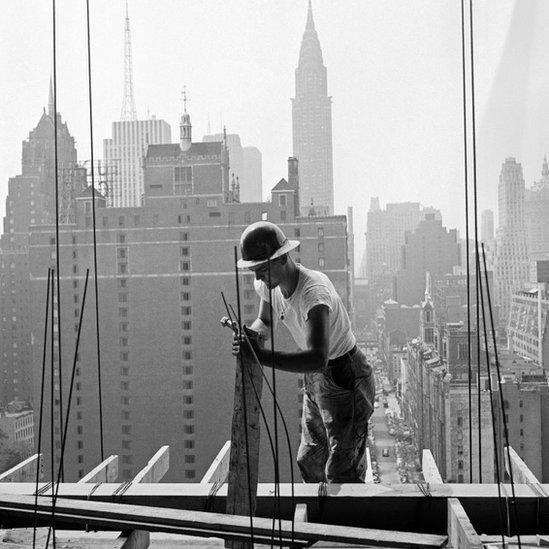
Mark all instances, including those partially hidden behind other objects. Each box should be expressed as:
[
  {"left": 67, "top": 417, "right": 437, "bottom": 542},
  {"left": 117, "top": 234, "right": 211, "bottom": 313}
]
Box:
[
  {"left": 526, "top": 157, "right": 549, "bottom": 262},
  {"left": 103, "top": 5, "right": 171, "bottom": 207},
  {"left": 203, "top": 133, "right": 263, "bottom": 202},
  {"left": 481, "top": 209, "right": 494, "bottom": 243},
  {"left": 394, "top": 214, "right": 461, "bottom": 306},
  {"left": 292, "top": 0, "right": 333, "bottom": 216},
  {"left": 494, "top": 158, "right": 530, "bottom": 322},
  {"left": 0, "top": 85, "right": 79, "bottom": 407}
]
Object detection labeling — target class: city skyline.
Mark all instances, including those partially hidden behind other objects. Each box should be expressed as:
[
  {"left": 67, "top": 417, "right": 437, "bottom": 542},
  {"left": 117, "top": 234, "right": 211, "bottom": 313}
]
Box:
[{"left": 0, "top": 0, "right": 522, "bottom": 266}]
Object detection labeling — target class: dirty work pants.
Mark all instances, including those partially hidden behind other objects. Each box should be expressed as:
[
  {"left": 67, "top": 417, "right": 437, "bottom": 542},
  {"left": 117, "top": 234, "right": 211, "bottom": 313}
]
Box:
[{"left": 297, "top": 349, "right": 375, "bottom": 483}]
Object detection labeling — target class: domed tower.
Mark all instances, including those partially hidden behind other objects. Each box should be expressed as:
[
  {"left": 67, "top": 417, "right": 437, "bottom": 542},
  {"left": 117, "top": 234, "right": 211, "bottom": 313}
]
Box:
[{"left": 179, "top": 87, "right": 192, "bottom": 152}]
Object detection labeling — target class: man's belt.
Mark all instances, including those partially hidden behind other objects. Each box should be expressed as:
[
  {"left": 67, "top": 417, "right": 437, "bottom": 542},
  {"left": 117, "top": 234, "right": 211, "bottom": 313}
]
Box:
[{"left": 328, "top": 345, "right": 358, "bottom": 368}]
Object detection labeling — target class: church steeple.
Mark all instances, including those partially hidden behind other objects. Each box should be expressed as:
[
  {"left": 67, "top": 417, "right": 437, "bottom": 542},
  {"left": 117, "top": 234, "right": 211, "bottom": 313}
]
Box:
[
  {"left": 306, "top": 0, "right": 315, "bottom": 30},
  {"left": 179, "top": 87, "right": 192, "bottom": 152},
  {"left": 298, "top": 0, "right": 324, "bottom": 68},
  {"left": 48, "top": 75, "right": 54, "bottom": 117}
]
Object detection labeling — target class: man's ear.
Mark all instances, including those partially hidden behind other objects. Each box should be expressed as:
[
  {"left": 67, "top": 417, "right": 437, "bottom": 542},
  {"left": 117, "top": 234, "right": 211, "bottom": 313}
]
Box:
[{"left": 279, "top": 254, "right": 288, "bottom": 265}]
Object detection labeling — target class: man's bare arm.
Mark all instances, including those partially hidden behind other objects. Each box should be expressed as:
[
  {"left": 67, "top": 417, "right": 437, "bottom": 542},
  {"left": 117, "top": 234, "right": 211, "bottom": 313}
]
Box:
[{"left": 247, "top": 304, "right": 330, "bottom": 374}]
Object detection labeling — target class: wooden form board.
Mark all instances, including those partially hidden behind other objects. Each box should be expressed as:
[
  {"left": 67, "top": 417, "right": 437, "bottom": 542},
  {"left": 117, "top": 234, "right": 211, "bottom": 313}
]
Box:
[
  {"left": 226, "top": 354, "right": 263, "bottom": 548},
  {"left": 0, "top": 493, "right": 448, "bottom": 548},
  {"left": 0, "top": 453, "right": 41, "bottom": 482},
  {"left": 78, "top": 455, "right": 119, "bottom": 484},
  {"left": 201, "top": 441, "right": 230, "bottom": 485},
  {"left": 504, "top": 446, "right": 540, "bottom": 485},
  {"left": 2, "top": 481, "right": 548, "bottom": 537}
]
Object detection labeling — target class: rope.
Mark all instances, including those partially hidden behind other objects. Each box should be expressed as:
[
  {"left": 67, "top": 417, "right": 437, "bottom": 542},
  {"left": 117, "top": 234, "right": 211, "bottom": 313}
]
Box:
[
  {"left": 85, "top": 0, "right": 105, "bottom": 465},
  {"left": 267, "top": 258, "right": 283, "bottom": 548},
  {"left": 33, "top": 269, "right": 51, "bottom": 549},
  {"left": 459, "top": 0, "right": 474, "bottom": 484},
  {"left": 481, "top": 244, "right": 522, "bottom": 548},
  {"left": 51, "top": 0, "right": 64, "bottom": 480},
  {"left": 467, "top": 0, "right": 482, "bottom": 483},
  {"left": 45, "top": 269, "right": 91, "bottom": 548},
  {"left": 477, "top": 259, "right": 506, "bottom": 548},
  {"left": 49, "top": 269, "right": 56, "bottom": 548}
]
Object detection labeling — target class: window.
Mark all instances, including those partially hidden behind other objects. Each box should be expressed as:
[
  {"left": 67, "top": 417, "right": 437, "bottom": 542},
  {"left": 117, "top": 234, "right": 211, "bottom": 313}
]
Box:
[
  {"left": 117, "top": 233, "right": 126, "bottom": 244},
  {"left": 180, "top": 277, "right": 190, "bottom": 286},
  {"left": 182, "top": 321, "right": 192, "bottom": 330},
  {"left": 183, "top": 336, "right": 192, "bottom": 345},
  {"left": 118, "top": 263, "right": 127, "bottom": 274},
  {"left": 121, "top": 425, "right": 131, "bottom": 435},
  {"left": 503, "top": 400, "right": 510, "bottom": 409},
  {"left": 184, "top": 425, "right": 194, "bottom": 434},
  {"left": 183, "top": 395, "right": 193, "bottom": 405},
  {"left": 184, "top": 470, "right": 196, "bottom": 479},
  {"left": 519, "top": 400, "right": 523, "bottom": 408},
  {"left": 318, "top": 227, "right": 324, "bottom": 237},
  {"left": 121, "top": 367, "right": 129, "bottom": 376},
  {"left": 209, "top": 211, "right": 221, "bottom": 218},
  {"left": 119, "top": 308, "right": 128, "bottom": 318},
  {"left": 118, "top": 216, "right": 125, "bottom": 227},
  {"left": 457, "top": 416, "right": 463, "bottom": 427},
  {"left": 184, "top": 455, "right": 195, "bottom": 463},
  {"left": 77, "top": 441, "right": 83, "bottom": 450},
  {"left": 280, "top": 210, "right": 287, "bottom": 221},
  {"left": 183, "top": 351, "right": 192, "bottom": 360},
  {"left": 184, "top": 366, "right": 193, "bottom": 375},
  {"left": 119, "top": 293, "right": 128, "bottom": 303},
  {"left": 278, "top": 194, "right": 287, "bottom": 207},
  {"left": 181, "top": 306, "right": 192, "bottom": 316},
  {"left": 121, "top": 352, "right": 129, "bottom": 361},
  {"left": 120, "top": 337, "right": 128, "bottom": 346},
  {"left": 118, "top": 248, "right": 127, "bottom": 259},
  {"left": 180, "top": 261, "right": 190, "bottom": 271},
  {"left": 206, "top": 199, "right": 217, "bottom": 207},
  {"left": 120, "top": 322, "right": 128, "bottom": 332},
  {"left": 122, "top": 440, "right": 131, "bottom": 449},
  {"left": 318, "top": 258, "right": 325, "bottom": 268},
  {"left": 184, "top": 410, "right": 194, "bottom": 419},
  {"left": 180, "top": 232, "right": 188, "bottom": 241},
  {"left": 184, "top": 439, "right": 195, "bottom": 449},
  {"left": 180, "top": 247, "right": 189, "bottom": 257},
  {"left": 294, "top": 228, "right": 300, "bottom": 237},
  {"left": 134, "top": 215, "right": 140, "bottom": 226},
  {"left": 183, "top": 380, "right": 193, "bottom": 390},
  {"left": 520, "top": 414, "right": 524, "bottom": 422},
  {"left": 181, "top": 292, "right": 191, "bottom": 301},
  {"left": 119, "top": 278, "right": 128, "bottom": 288}
]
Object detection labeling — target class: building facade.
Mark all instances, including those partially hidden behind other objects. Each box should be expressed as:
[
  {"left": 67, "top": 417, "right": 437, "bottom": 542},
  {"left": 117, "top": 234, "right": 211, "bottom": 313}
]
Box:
[
  {"left": 29, "top": 140, "right": 352, "bottom": 483},
  {"left": 394, "top": 214, "right": 461, "bottom": 306},
  {"left": 0, "top": 92, "right": 80, "bottom": 408},
  {"left": 526, "top": 157, "right": 549, "bottom": 263},
  {"left": 494, "top": 158, "right": 530, "bottom": 322},
  {"left": 291, "top": 1, "right": 333, "bottom": 217},
  {"left": 103, "top": 118, "right": 172, "bottom": 208},
  {"left": 202, "top": 133, "right": 263, "bottom": 203}
]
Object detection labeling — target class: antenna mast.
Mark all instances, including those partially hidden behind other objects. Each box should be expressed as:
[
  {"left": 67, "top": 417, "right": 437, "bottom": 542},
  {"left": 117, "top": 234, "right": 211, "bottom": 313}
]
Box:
[{"left": 121, "top": 0, "right": 137, "bottom": 120}]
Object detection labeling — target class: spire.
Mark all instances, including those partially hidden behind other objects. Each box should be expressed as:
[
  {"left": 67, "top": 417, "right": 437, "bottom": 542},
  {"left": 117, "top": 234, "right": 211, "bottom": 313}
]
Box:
[
  {"left": 298, "top": 0, "right": 324, "bottom": 67},
  {"left": 179, "top": 86, "right": 192, "bottom": 152},
  {"left": 121, "top": 0, "right": 137, "bottom": 121},
  {"left": 306, "top": 0, "right": 315, "bottom": 30},
  {"left": 543, "top": 155, "right": 549, "bottom": 178},
  {"left": 48, "top": 75, "right": 54, "bottom": 117}
]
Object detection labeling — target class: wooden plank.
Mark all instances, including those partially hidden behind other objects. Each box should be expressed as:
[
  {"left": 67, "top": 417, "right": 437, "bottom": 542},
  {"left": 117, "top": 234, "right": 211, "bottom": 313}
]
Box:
[
  {"left": 447, "top": 498, "right": 482, "bottom": 549},
  {"left": 504, "top": 446, "right": 539, "bottom": 484},
  {"left": 116, "top": 529, "right": 150, "bottom": 549},
  {"left": 78, "top": 455, "right": 119, "bottom": 484},
  {"left": 226, "top": 352, "right": 263, "bottom": 549},
  {"left": 0, "top": 481, "right": 547, "bottom": 536},
  {"left": 0, "top": 494, "right": 448, "bottom": 548},
  {"left": 364, "top": 447, "right": 374, "bottom": 483},
  {"left": 0, "top": 454, "right": 41, "bottom": 483},
  {"left": 421, "top": 449, "right": 443, "bottom": 484},
  {"left": 132, "top": 446, "right": 169, "bottom": 484},
  {"left": 201, "top": 441, "right": 231, "bottom": 485},
  {"left": 294, "top": 503, "right": 308, "bottom": 523}
]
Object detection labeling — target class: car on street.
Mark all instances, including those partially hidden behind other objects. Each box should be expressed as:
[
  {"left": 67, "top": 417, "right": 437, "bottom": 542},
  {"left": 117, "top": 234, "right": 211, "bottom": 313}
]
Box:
[{"left": 382, "top": 448, "right": 390, "bottom": 457}]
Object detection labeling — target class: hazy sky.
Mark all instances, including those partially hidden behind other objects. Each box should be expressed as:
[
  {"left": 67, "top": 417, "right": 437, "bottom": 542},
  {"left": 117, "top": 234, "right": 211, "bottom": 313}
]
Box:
[{"left": 1, "top": 1, "right": 519, "bottom": 265}]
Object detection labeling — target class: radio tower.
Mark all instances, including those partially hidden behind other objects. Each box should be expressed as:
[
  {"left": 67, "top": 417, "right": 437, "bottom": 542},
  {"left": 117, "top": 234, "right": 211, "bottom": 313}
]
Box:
[{"left": 121, "top": 0, "right": 137, "bottom": 121}]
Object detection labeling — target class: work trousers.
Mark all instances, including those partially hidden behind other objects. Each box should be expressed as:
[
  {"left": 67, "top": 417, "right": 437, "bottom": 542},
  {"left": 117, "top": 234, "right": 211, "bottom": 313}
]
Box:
[{"left": 297, "top": 349, "right": 375, "bottom": 483}]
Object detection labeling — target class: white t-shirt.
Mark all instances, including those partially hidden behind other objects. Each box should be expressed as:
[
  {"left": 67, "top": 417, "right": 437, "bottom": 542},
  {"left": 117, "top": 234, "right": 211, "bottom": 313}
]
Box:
[{"left": 254, "top": 264, "right": 355, "bottom": 360}]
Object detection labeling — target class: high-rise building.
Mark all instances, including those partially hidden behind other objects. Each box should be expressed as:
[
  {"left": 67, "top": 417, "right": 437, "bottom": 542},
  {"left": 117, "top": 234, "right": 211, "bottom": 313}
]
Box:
[
  {"left": 0, "top": 85, "right": 79, "bottom": 407},
  {"left": 291, "top": 1, "right": 333, "bottom": 217},
  {"left": 202, "top": 133, "right": 263, "bottom": 202},
  {"left": 30, "top": 135, "right": 352, "bottom": 483},
  {"left": 103, "top": 5, "right": 172, "bottom": 208},
  {"left": 103, "top": 118, "right": 171, "bottom": 207},
  {"left": 526, "top": 157, "right": 549, "bottom": 263},
  {"left": 481, "top": 210, "right": 494, "bottom": 243},
  {"left": 394, "top": 214, "right": 461, "bottom": 306},
  {"left": 494, "top": 158, "right": 530, "bottom": 322}
]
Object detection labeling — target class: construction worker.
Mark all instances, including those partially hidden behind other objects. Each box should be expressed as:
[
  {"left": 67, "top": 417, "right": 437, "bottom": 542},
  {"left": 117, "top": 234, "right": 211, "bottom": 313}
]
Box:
[{"left": 232, "top": 221, "right": 375, "bottom": 483}]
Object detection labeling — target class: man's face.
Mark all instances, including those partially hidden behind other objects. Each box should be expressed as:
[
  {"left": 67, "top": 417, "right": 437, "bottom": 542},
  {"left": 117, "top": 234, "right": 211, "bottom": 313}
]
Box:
[{"left": 249, "top": 257, "right": 286, "bottom": 289}]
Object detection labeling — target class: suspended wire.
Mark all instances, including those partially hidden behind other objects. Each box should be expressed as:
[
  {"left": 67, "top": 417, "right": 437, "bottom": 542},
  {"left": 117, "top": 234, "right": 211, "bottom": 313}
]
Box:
[
  {"left": 85, "top": 0, "right": 105, "bottom": 464},
  {"left": 45, "top": 269, "right": 90, "bottom": 549},
  {"left": 468, "top": 0, "right": 482, "bottom": 482},
  {"left": 33, "top": 269, "right": 51, "bottom": 549},
  {"left": 49, "top": 269, "right": 56, "bottom": 549},
  {"left": 482, "top": 244, "right": 522, "bottom": 548},
  {"left": 459, "top": 0, "right": 474, "bottom": 484},
  {"left": 51, "top": 0, "right": 64, "bottom": 480},
  {"left": 477, "top": 259, "right": 506, "bottom": 549},
  {"left": 232, "top": 249, "right": 255, "bottom": 548},
  {"left": 267, "top": 258, "right": 283, "bottom": 548}
]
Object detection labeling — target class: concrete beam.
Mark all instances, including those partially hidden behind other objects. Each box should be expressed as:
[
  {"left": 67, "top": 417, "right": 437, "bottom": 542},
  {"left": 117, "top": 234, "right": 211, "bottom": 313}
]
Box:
[
  {"left": 201, "top": 441, "right": 230, "bottom": 485},
  {"left": 0, "top": 454, "right": 41, "bottom": 483},
  {"left": 365, "top": 447, "right": 374, "bottom": 483},
  {"left": 78, "top": 455, "right": 118, "bottom": 484}
]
